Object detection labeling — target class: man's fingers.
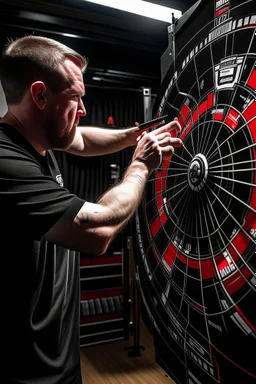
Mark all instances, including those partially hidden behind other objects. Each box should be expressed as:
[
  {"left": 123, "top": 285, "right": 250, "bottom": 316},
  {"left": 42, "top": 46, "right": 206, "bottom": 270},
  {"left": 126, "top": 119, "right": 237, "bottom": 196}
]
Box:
[
  {"left": 158, "top": 137, "right": 183, "bottom": 148},
  {"left": 168, "top": 119, "right": 182, "bottom": 133},
  {"left": 136, "top": 130, "right": 147, "bottom": 142},
  {"left": 153, "top": 131, "right": 183, "bottom": 145},
  {"left": 153, "top": 132, "right": 171, "bottom": 141},
  {"left": 151, "top": 119, "right": 182, "bottom": 136},
  {"left": 160, "top": 145, "right": 175, "bottom": 157}
]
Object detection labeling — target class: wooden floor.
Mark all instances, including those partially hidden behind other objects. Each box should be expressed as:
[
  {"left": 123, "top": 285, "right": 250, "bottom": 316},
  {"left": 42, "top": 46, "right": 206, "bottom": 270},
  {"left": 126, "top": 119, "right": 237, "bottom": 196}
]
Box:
[{"left": 80, "top": 319, "right": 175, "bottom": 384}]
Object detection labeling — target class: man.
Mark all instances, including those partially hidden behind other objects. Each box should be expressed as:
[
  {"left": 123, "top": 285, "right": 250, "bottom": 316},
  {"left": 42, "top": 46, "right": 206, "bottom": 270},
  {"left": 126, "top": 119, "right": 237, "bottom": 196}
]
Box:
[{"left": 0, "top": 35, "right": 182, "bottom": 384}]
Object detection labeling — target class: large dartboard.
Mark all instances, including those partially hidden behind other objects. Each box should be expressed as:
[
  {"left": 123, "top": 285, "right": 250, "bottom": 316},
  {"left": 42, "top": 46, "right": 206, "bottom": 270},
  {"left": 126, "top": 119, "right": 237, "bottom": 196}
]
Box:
[{"left": 134, "top": 1, "right": 256, "bottom": 383}]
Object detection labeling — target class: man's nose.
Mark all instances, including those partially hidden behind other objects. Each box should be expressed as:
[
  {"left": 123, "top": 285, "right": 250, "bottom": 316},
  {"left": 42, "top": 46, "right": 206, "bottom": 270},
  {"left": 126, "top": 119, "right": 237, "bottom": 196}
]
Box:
[{"left": 78, "top": 98, "right": 86, "bottom": 116}]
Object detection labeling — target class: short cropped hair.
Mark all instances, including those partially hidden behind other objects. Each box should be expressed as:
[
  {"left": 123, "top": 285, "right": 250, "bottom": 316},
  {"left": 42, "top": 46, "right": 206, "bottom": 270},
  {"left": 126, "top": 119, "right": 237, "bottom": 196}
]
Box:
[{"left": 0, "top": 35, "right": 88, "bottom": 105}]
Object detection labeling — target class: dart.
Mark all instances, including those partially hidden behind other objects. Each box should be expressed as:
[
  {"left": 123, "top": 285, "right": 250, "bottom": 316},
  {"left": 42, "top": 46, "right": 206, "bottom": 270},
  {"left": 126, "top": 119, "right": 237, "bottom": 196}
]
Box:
[{"left": 137, "top": 114, "right": 169, "bottom": 131}]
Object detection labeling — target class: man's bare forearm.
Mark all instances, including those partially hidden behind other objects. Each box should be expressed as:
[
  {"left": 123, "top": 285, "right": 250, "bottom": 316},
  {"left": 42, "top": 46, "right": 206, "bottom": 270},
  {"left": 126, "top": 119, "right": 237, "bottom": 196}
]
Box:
[
  {"left": 66, "top": 126, "right": 137, "bottom": 157},
  {"left": 97, "top": 161, "right": 149, "bottom": 228}
]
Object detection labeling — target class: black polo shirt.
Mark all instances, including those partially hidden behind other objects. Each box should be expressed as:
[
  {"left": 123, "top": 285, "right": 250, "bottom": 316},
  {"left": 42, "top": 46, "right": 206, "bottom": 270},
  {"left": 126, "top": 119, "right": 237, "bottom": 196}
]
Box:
[{"left": 0, "top": 123, "right": 85, "bottom": 384}]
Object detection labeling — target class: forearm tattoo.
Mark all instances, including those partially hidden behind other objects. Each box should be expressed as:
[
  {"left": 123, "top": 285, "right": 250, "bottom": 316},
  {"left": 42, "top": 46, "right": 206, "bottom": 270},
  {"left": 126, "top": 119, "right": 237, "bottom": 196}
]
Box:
[
  {"left": 79, "top": 215, "right": 89, "bottom": 223},
  {"left": 79, "top": 211, "right": 99, "bottom": 224}
]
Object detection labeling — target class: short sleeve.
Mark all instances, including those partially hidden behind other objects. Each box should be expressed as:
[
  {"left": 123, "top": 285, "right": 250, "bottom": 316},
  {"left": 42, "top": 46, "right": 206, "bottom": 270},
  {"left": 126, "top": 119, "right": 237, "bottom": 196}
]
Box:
[{"left": 0, "top": 143, "right": 85, "bottom": 240}]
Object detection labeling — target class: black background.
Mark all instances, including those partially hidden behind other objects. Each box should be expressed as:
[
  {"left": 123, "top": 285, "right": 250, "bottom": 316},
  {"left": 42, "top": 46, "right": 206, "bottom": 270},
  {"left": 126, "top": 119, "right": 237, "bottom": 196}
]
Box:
[{"left": 0, "top": 0, "right": 198, "bottom": 96}]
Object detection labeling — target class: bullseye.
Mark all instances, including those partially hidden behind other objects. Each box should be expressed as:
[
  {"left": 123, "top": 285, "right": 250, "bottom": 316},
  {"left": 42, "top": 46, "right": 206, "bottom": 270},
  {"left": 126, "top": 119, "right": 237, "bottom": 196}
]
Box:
[{"left": 188, "top": 154, "right": 208, "bottom": 191}]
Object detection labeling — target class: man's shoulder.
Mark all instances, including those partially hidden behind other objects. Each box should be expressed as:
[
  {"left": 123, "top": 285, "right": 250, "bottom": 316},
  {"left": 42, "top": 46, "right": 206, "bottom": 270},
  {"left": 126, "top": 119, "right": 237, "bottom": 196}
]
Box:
[{"left": 0, "top": 123, "right": 25, "bottom": 150}]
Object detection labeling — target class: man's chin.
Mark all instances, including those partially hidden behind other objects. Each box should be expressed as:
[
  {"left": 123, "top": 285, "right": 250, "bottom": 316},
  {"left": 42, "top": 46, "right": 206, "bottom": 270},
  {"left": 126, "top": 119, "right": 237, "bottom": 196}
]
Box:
[{"left": 50, "top": 135, "right": 74, "bottom": 151}]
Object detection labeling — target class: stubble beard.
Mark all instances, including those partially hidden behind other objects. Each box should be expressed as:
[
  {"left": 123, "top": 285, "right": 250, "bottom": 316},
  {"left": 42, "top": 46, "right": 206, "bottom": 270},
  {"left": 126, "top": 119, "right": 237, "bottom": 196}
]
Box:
[{"left": 46, "top": 123, "right": 76, "bottom": 150}]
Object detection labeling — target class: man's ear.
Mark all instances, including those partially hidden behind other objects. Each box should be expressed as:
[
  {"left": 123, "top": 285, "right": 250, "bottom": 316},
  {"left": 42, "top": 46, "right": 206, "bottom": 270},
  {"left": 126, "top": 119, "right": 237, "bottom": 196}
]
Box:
[{"left": 30, "top": 81, "right": 47, "bottom": 110}]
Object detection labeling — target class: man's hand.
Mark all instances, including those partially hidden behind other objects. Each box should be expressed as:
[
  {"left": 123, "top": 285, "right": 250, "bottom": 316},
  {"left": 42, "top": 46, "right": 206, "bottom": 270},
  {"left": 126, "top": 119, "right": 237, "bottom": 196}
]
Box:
[
  {"left": 132, "top": 122, "right": 183, "bottom": 174},
  {"left": 127, "top": 118, "right": 182, "bottom": 147}
]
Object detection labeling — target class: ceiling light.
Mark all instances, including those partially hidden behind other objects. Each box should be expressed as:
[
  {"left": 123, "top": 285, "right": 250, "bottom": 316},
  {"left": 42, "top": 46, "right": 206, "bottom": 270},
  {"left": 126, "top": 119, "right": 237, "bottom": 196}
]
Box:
[
  {"left": 83, "top": 0, "right": 182, "bottom": 23},
  {"left": 62, "top": 32, "right": 82, "bottom": 38}
]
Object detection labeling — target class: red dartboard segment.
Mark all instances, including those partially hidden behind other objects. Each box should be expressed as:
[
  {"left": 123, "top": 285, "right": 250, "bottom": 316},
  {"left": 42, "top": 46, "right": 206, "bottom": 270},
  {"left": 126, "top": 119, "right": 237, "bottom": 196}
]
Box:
[
  {"left": 193, "top": 98, "right": 212, "bottom": 123},
  {"left": 161, "top": 172, "right": 167, "bottom": 190},
  {"left": 227, "top": 245, "right": 240, "bottom": 264},
  {"left": 165, "top": 251, "right": 217, "bottom": 280},
  {"left": 216, "top": 7, "right": 230, "bottom": 17},
  {"left": 200, "top": 259, "right": 216, "bottom": 279},
  {"left": 180, "top": 103, "right": 191, "bottom": 121},
  {"left": 224, "top": 109, "right": 240, "bottom": 130},
  {"left": 151, "top": 157, "right": 172, "bottom": 237},
  {"left": 163, "top": 243, "right": 176, "bottom": 267},
  {"left": 178, "top": 116, "right": 185, "bottom": 129},
  {"left": 151, "top": 216, "right": 161, "bottom": 237},
  {"left": 160, "top": 211, "right": 168, "bottom": 226},
  {"left": 247, "top": 69, "right": 256, "bottom": 91},
  {"left": 179, "top": 104, "right": 192, "bottom": 139},
  {"left": 156, "top": 169, "right": 167, "bottom": 194},
  {"left": 180, "top": 116, "right": 194, "bottom": 140},
  {"left": 214, "top": 112, "right": 224, "bottom": 121},
  {"left": 156, "top": 193, "right": 162, "bottom": 211},
  {"left": 187, "top": 257, "right": 199, "bottom": 269},
  {"left": 199, "top": 100, "right": 208, "bottom": 116},
  {"left": 162, "top": 157, "right": 171, "bottom": 170},
  {"left": 242, "top": 265, "right": 253, "bottom": 280},
  {"left": 180, "top": 121, "right": 191, "bottom": 140},
  {"left": 192, "top": 109, "right": 199, "bottom": 125},
  {"left": 177, "top": 251, "right": 187, "bottom": 264},
  {"left": 243, "top": 101, "right": 256, "bottom": 129},
  {"left": 180, "top": 92, "right": 215, "bottom": 140},
  {"left": 155, "top": 171, "right": 162, "bottom": 194},
  {"left": 207, "top": 92, "right": 214, "bottom": 109},
  {"left": 215, "top": 254, "right": 231, "bottom": 271},
  {"left": 230, "top": 231, "right": 251, "bottom": 257}
]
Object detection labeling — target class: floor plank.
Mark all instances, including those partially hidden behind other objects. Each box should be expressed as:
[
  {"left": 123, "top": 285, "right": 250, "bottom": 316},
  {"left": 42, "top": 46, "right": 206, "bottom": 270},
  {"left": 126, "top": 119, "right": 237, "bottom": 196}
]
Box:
[{"left": 80, "top": 320, "right": 175, "bottom": 384}]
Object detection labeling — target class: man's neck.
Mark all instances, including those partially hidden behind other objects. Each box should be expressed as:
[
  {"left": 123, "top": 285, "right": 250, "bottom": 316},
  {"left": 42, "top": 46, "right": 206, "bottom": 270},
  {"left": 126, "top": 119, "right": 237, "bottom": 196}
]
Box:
[{"left": 2, "top": 110, "right": 47, "bottom": 156}]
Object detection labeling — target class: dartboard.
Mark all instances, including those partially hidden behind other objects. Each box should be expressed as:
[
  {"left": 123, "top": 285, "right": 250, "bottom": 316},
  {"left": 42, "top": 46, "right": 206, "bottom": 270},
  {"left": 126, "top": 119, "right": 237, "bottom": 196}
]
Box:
[{"left": 134, "top": 1, "right": 256, "bottom": 383}]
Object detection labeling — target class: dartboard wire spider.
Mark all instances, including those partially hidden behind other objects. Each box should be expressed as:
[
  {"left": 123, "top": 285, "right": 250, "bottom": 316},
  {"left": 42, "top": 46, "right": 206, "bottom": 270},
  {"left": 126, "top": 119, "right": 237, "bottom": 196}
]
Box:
[
  {"left": 208, "top": 113, "right": 256, "bottom": 163},
  {"left": 206, "top": 181, "right": 256, "bottom": 245},
  {"left": 202, "top": 187, "right": 256, "bottom": 295},
  {"left": 209, "top": 142, "right": 256, "bottom": 166},
  {"left": 145, "top": 180, "right": 189, "bottom": 208},
  {"left": 210, "top": 159, "right": 256, "bottom": 170}
]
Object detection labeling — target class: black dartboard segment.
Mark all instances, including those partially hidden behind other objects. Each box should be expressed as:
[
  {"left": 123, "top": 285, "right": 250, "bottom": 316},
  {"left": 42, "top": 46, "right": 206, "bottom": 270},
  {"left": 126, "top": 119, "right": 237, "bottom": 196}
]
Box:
[{"left": 134, "top": 1, "right": 256, "bottom": 383}]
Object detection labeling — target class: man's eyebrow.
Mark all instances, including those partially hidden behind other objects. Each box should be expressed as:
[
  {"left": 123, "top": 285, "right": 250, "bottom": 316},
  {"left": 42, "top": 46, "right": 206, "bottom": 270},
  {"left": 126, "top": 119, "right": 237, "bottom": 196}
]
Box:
[{"left": 68, "top": 88, "right": 85, "bottom": 97}]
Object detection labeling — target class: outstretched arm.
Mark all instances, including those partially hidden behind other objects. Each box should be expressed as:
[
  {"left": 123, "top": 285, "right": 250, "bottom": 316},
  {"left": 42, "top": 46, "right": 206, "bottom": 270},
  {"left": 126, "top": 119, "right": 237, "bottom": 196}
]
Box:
[
  {"left": 65, "top": 120, "right": 181, "bottom": 157},
  {"left": 44, "top": 128, "right": 183, "bottom": 255}
]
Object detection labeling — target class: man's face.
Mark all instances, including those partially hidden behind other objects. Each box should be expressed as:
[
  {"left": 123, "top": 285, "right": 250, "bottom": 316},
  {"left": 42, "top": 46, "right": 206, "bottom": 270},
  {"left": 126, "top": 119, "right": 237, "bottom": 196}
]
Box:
[{"left": 44, "top": 58, "right": 86, "bottom": 149}]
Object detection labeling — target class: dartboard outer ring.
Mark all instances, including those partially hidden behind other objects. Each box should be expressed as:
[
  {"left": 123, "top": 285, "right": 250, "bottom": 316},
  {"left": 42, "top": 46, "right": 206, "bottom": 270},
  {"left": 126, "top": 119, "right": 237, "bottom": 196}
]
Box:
[{"left": 134, "top": 1, "right": 256, "bottom": 384}]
